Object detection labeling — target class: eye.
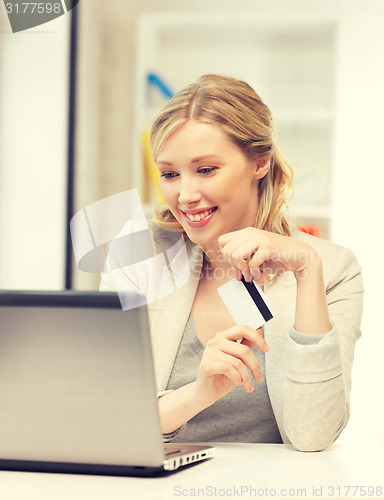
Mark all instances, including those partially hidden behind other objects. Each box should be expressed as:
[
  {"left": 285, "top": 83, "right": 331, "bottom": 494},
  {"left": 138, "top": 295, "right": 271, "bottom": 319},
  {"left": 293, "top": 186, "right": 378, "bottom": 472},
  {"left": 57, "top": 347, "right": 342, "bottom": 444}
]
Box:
[
  {"left": 160, "top": 172, "right": 179, "bottom": 180},
  {"left": 198, "top": 167, "right": 217, "bottom": 175}
]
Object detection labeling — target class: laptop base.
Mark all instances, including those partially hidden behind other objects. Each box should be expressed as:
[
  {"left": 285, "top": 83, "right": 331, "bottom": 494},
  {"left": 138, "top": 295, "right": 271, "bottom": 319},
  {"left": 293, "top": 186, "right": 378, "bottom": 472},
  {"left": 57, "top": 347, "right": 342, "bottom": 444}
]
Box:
[{"left": 0, "top": 458, "right": 173, "bottom": 477}]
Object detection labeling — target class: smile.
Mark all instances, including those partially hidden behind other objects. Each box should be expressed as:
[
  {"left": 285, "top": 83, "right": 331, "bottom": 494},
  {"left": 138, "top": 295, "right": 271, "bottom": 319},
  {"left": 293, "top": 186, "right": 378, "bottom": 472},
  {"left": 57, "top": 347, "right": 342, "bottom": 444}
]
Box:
[
  {"left": 181, "top": 207, "right": 218, "bottom": 227},
  {"left": 185, "top": 207, "right": 217, "bottom": 222}
]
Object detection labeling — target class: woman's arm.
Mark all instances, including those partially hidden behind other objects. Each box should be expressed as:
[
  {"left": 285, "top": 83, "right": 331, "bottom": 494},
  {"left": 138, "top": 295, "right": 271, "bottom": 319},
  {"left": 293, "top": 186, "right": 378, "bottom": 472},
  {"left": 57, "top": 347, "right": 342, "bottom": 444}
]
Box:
[
  {"left": 294, "top": 250, "right": 332, "bottom": 334},
  {"left": 218, "top": 229, "right": 363, "bottom": 451},
  {"left": 158, "top": 382, "right": 206, "bottom": 435},
  {"left": 283, "top": 246, "right": 363, "bottom": 451}
]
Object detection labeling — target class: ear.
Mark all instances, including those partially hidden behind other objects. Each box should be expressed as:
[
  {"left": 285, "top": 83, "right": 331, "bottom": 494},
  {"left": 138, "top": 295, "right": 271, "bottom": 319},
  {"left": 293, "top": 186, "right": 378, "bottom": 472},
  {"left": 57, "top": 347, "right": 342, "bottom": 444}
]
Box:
[{"left": 253, "top": 156, "right": 270, "bottom": 180}]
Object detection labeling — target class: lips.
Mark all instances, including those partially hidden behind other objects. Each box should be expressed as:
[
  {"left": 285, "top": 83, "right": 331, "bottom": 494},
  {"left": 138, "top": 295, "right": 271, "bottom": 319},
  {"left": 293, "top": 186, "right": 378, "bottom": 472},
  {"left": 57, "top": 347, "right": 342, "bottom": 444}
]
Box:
[{"left": 181, "top": 207, "right": 217, "bottom": 227}]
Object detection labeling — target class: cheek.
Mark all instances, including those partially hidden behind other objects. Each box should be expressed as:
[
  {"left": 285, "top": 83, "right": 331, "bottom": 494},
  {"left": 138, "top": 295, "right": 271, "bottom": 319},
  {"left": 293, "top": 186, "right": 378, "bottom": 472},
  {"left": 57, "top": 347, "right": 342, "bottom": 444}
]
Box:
[{"left": 159, "top": 182, "right": 178, "bottom": 207}]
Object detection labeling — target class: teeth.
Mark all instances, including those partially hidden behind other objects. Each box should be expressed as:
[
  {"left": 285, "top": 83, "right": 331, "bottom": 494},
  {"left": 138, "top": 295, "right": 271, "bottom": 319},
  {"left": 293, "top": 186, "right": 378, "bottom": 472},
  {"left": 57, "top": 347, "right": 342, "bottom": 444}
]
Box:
[{"left": 186, "top": 208, "right": 215, "bottom": 222}]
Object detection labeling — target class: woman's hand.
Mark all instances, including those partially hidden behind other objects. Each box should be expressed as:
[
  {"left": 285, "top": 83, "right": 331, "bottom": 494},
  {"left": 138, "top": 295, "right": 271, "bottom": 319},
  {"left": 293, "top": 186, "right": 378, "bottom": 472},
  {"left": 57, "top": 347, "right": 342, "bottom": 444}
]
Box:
[
  {"left": 193, "top": 324, "right": 268, "bottom": 408},
  {"left": 218, "top": 227, "right": 331, "bottom": 335},
  {"left": 218, "top": 227, "right": 318, "bottom": 283},
  {"left": 159, "top": 324, "right": 268, "bottom": 435}
]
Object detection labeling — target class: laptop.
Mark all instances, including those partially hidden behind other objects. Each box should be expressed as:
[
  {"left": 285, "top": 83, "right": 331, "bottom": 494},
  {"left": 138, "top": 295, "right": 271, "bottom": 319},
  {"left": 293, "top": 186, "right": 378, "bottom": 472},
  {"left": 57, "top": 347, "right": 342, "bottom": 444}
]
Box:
[{"left": 0, "top": 290, "right": 215, "bottom": 476}]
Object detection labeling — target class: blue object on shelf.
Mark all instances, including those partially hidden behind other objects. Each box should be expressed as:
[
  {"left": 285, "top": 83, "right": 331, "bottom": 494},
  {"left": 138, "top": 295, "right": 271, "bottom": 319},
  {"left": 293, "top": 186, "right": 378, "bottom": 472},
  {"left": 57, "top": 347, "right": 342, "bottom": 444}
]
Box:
[{"left": 147, "top": 72, "right": 174, "bottom": 100}]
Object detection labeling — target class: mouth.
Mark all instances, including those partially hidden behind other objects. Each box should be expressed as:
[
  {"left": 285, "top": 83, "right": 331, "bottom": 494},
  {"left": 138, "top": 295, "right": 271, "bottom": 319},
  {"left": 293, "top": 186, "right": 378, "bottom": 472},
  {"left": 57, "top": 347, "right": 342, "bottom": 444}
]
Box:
[{"left": 181, "top": 207, "right": 218, "bottom": 227}]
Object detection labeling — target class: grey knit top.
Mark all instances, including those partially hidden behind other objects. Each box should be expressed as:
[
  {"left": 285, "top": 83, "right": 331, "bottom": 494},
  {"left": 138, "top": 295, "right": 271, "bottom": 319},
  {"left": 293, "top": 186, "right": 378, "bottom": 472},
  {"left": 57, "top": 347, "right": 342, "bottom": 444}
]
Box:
[{"left": 166, "top": 313, "right": 283, "bottom": 443}]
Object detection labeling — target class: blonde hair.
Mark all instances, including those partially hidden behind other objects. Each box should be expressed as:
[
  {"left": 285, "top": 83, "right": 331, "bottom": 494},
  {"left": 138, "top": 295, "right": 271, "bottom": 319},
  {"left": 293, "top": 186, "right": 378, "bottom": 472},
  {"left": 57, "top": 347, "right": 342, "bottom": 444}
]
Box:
[{"left": 150, "top": 74, "right": 295, "bottom": 236}]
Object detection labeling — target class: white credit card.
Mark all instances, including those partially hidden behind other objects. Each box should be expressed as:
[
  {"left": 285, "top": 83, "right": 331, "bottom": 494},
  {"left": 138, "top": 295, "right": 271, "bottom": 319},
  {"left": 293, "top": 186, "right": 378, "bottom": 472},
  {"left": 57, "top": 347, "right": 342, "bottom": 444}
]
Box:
[{"left": 217, "top": 277, "right": 274, "bottom": 330}]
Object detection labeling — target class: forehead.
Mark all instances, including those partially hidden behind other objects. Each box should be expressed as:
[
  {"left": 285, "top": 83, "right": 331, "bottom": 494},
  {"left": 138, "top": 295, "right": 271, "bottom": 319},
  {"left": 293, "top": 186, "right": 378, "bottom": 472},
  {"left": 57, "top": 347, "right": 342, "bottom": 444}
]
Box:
[{"left": 157, "top": 121, "right": 236, "bottom": 162}]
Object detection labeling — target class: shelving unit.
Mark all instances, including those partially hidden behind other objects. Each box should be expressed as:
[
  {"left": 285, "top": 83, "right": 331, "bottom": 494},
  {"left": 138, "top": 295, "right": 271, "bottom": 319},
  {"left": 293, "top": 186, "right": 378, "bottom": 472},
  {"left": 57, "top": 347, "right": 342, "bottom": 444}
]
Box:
[{"left": 133, "top": 13, "right": 338, "bottom": 238}]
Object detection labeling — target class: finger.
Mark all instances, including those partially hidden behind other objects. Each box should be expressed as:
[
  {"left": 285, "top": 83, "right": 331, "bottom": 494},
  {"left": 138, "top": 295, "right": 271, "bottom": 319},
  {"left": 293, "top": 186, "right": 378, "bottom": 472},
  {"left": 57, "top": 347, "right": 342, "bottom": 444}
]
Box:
[
  {"left": 216, "top": 338, "right": 262, "bottom": 384},
  {"left": 218, "top": 228, "right": 258, "bottom": 250},
  {"left": 218, "top": 230, "right": 243, "bottom": 249},
  {"left": 216, "top": 325, "right": 269, "bottom": 353},
  {"left": 219, "top": 240, "right": 256, "bottom": 281},
  {"left": 201, "top": 358, "right": 243, "bottom": 387},
  {"left": 260, "top": 260, "right": 287, "bottom": 277},
  {"left": 226, "top": 258, "right": 253, "bottom": 282},
  {"left": 223, "top": 242, "right": 255, "bottom": 266},
  {"left": 240, "top": 326, "right": 263, "bottom": 349},
  {"left": 222, "top": 248, "right": 251, "bottom": 280},
  {"left": 234, "top": 267, "right": 243, "bottom": 281},
  {"left": 222, "top": 249, "right": 251, "bottom": 280},
  {"left": 203, "top": 350, "right": 255, "bottom": 391},
  {"left": 251, "top": 267, "right": 264, "bottom": 285},
  {"left": 248, "top": 249, "right": 270, "bottom": 277},
  {"left": 240, "top": 261, "right": 253, "bottom": 282}
]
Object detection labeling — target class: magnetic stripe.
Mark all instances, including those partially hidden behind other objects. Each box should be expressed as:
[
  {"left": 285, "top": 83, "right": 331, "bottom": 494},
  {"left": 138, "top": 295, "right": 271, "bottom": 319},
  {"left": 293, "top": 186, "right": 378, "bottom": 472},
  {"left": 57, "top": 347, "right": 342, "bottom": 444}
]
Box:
[{"left": 241, "top": 277, "right": 273, "bottom": 322}]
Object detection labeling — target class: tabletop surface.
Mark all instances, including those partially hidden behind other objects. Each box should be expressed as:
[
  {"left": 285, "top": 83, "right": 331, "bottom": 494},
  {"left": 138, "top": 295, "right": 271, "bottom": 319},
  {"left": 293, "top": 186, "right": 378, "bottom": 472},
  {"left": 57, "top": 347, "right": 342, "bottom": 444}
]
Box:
[{"left": 1, "top": 442, "right": 383, "bottom": 500}]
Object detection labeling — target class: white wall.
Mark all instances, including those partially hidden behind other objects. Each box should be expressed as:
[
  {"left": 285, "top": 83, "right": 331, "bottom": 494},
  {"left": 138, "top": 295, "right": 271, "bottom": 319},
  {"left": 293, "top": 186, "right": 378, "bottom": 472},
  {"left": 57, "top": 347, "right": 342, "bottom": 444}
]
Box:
[
  {"left": 0, "top": 11, "right": 70, "bottom": 289},
  {"left": 331, "top": 0, "right": 384, "bottom": 450}
]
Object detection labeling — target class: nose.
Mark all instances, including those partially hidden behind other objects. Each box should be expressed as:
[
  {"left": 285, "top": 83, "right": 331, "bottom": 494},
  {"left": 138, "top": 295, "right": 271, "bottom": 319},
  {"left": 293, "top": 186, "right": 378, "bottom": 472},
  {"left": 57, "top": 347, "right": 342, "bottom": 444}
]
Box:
[{"left": 178, "top": 177, "right": 201, "bottom": 207}]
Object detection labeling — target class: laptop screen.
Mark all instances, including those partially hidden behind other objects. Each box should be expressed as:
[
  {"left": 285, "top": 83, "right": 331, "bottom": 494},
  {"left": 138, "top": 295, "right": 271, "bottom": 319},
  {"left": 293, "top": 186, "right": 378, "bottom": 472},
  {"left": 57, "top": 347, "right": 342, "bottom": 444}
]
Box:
[{"left": 0, "top": 290, "right": 165, "bottom": 469}]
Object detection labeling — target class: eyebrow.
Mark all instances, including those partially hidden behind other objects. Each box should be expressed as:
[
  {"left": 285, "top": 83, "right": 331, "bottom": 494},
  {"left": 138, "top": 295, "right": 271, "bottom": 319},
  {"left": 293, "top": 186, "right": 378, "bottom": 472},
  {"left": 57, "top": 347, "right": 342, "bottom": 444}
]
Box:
[
  {"left": 157, "top": 155, "right": 224, "bottom": 166},
  {"left": 156, "top": 160, "right": 174, "bottom": 167},
  {"left": 191, "top": 155, "right": 224, "bottom": 164}
]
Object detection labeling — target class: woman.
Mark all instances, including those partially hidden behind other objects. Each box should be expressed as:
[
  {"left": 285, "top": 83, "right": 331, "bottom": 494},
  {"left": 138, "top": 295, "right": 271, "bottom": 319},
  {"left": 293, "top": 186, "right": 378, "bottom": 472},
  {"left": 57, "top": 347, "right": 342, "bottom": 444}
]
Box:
[{"left": 101, "top": 75, "right": 363, "bottom": 451}]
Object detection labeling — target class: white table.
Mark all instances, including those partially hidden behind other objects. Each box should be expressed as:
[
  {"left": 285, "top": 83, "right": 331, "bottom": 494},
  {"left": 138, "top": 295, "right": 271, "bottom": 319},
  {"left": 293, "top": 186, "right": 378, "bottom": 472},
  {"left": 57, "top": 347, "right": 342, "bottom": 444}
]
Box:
[{"left": 1, "top": 443, "right": 383, "bottom": 500}]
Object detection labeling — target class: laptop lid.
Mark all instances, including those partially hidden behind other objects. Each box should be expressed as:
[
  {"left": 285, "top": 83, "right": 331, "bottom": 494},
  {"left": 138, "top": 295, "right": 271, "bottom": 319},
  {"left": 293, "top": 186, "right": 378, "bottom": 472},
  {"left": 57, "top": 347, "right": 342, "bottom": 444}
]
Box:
[{"left": 0, "top": 290, "right": 171, "bottom": 474}]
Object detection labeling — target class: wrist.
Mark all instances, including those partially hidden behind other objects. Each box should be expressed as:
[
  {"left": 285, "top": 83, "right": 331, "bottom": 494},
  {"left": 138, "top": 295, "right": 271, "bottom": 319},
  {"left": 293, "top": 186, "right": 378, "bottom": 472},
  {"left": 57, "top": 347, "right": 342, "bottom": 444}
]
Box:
[
  {"left": 158, "top": 382, "right": 207, "bottom": 435},
  {"left": 191, "top": 380, "right": 218, "bottom": 410},
  {"left": 294, "top": 249, "right": 322, "bottom": 281},
  {"left": 294, "top": 250, "right": 331, "bottom": 335}
]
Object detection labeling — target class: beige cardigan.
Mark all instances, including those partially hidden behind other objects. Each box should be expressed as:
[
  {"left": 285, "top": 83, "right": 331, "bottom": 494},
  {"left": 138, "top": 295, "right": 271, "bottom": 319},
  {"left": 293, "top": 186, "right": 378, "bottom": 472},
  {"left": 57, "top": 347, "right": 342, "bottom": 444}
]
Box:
[{"left": 100, "top": 226, "right": 363, "bottom": 451}]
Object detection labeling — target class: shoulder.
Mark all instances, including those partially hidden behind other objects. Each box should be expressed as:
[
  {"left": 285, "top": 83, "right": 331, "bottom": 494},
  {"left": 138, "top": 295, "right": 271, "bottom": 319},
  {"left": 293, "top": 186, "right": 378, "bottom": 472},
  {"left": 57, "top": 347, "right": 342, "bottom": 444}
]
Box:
[
  {"left": 293, "top": 229, "right": 353, "bottom": 258},
  {"left": 293, "top": 230, "right": 362, "bottom": 289}
]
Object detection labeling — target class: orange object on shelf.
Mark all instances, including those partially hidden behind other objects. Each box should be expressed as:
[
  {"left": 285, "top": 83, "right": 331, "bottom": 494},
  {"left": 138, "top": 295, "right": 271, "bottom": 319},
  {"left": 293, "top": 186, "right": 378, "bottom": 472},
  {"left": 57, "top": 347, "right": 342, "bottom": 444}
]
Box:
[{"left": 298, "top": 224, "right": 321, "bottom": 238}]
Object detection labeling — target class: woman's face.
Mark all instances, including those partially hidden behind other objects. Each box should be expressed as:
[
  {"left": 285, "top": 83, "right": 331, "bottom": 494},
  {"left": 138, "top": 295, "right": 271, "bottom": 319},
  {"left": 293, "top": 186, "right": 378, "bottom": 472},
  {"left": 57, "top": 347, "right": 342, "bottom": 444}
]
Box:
[{"left": 156, "top": 120, "right": 266, "bottom": 250}]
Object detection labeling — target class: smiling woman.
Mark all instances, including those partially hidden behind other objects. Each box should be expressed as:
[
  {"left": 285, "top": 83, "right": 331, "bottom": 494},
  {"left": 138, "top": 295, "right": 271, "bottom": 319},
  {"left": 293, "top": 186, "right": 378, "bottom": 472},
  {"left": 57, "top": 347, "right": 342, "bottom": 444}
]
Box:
[
  {"left": 156, "top": 121, "right": 269, "bottom": 250},
  {"left": 100, "top": 74, "right": 364, "bottom": 451}
]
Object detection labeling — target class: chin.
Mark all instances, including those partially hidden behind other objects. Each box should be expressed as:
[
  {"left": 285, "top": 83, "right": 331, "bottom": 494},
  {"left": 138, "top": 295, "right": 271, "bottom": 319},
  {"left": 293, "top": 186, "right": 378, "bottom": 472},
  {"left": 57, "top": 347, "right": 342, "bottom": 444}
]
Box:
[{"left": 184, "top": 230, "right": 219, "bottom": 249}]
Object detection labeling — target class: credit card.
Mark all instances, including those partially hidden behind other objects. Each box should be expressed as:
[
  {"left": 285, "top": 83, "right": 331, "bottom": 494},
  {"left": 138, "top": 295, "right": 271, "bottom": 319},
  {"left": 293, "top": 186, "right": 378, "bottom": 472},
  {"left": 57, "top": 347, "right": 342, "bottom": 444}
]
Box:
[{"left": 217, "top": 277, "right": 274, "bottom": 329}]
